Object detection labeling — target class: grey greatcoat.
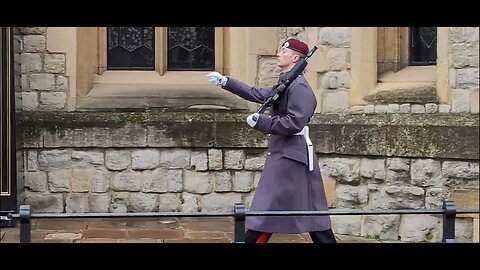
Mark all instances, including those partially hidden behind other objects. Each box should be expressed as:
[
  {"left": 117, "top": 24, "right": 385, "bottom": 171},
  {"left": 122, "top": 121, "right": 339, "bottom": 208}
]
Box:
[{"left": 222, "top": 73, "right": 332, "bottom": 234}]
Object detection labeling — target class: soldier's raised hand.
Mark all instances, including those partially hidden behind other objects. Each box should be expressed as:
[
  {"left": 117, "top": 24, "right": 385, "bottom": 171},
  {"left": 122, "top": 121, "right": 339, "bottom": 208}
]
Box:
[{"left": 207, "top": 71, "right": 228, "bottom": 87}]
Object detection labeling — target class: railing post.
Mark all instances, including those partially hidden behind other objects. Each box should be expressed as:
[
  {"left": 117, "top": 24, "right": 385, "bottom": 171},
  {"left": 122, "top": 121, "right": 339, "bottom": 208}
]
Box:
[
  {"left": 442, "top": 201, "right": 456, "bottom": 243},
  {"left": 19, "top": 205, "right": 31, "bottom": 243},
  {"left": 234, "top": 203, "right": 246, "bottom": 243}
]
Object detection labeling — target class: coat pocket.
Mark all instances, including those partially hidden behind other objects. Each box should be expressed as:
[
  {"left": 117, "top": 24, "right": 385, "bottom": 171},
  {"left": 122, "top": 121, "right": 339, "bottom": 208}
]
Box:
[{"left": 282, "top": 148, "right": 308, "bottom": 165}]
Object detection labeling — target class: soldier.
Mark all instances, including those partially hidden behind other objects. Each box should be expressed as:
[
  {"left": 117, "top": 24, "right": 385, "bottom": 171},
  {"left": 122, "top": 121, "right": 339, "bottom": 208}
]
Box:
[{"left": 207, "top": 38, "right": 336, "bottom": 243}]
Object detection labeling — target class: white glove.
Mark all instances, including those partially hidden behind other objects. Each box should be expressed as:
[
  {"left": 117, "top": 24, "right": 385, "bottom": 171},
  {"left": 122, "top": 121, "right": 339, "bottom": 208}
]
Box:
[
  {"left": 246, "top": 113, "right": 259, "bottom": 128},
  {"left": 207, "top": 71, "right": 228, "bottom": 86}
]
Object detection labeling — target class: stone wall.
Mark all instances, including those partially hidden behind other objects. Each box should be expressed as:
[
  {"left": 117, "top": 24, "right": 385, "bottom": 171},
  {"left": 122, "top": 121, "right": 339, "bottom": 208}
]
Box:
[
  {"left": 16, "top": 111, "right": 479, "bottom": 242},
  {"left": 12, "top": 27, "right": 480, "bottom": 242},
  {"left": 16, "top": 27, "right": 68, "bottom": 112},
  {"left": 449, "top": 27, "right": 479, "bottom": 113}
]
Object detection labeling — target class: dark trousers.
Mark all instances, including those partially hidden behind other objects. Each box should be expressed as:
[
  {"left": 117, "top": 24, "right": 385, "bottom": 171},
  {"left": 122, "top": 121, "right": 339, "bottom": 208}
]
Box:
[{"left": 245, "top": 228, "right": 337, "bottom": 243}]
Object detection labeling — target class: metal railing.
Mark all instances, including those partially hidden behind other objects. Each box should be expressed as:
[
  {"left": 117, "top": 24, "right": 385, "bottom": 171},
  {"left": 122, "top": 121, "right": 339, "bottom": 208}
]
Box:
[{"left": 3, "top": 200, "right": 479, "bottom": 243}]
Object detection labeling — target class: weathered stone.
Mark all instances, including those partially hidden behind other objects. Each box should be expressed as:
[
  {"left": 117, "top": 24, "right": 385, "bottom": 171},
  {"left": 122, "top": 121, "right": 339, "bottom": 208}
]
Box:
[
  {"left": 319, "top": 27, "right": 351, "bottom": 47},
  {"left": 335, "top": 184, "right": 368, "bottom": 208},
  {"left": 92, "top": 169, "right": 110, "bottom": 193},
  {"left": 322, "top": 91, "right": 349, "bottom": 113},
  {"left": 47, "top": 170, "right": 70, "bottom": 192},
  {"left": 455, "top": 218, "right": 473, "bottom": 242},
  {"left": 21, "top": 53, "right": 42, "bottom": 72},
  {"left": 128, "top": 193, "right": 158, "bottom": 212},
  {"left": 17, "top": 112, "right": 480, "bottom": 160},
  {"left": 105, "top": 150, "right": 130, "bottom": 171},
  {"left": 38, "top": 149, "right": 70, "bottom": 171},
  {"left": 23, "top": 35, "right": 46, "bottom": 52},
  {"left": 158, "top": 194, "right": 182, "bottom": 212},
  {"left": 443, "top": 161, "right": 479, "bottom": 179},
  {"left": 245, "top": 155, "right": 266, "bottom": 171},
  {"left": 452, "top": 43, "right": 479, "bottom": 68},
  {"left": 465, "top": 27, "right": 479, "bottom": 43},
  {"left": 132, "top": 149, "right": 159, "bottom": 170},
  {"left": 22, "top": 92, "right": 38, "bottom": 111},
  {"left": 326, "top": 48, "right": 350, "bottom": 70},
  {"left": 360, "top": 215, "right": 401, "bottom": 240},
  {"left": 410, "top": 159, "right": 442, "bottom": 187},
  {"left": 89, "top": 193, "right": 109, "bottom": 212},
  {"left": 258, "top": 57, "right": 281, "bottom": 77},
  {"left": 141, "top": 170, "right": 167, "bottom": 193},
  {"left": 24, "top": 192, "right": 63, "bottom": 213},
  {"left": 109, "top": 192, "right": 128, "bottom": 213},
  {"left": 30, "top": 74, "right": 55, "bottom": 91},
  {"left": 319, "top": 157, "right": 361, "bottom": 185},
  {"left": 27, "top": 150, "right": 38, "bottom": 171},
  {"left": 425, "top": 188, "right": 450, "bottom": 209},
  {"left": 200, "top": 193, "right": 242, "bottom": 212},
  {"left": 160, "top": 149, "right": 190, "bottom": 169},
  {"left": 364, "top": 84, "right": 438, "bottom": 104},
  {"left": 438, "top": 104, "right": 451, "bottom": 113},
  {"left": 224, "top": 150, "right": 244, "bottom": 170},
  {"left": 166, "top": 169, "right": 183, "bottom": 192},
  {"left": 456, "top": 68, "right": 479, "bottom": 86},
  {"left": 147, "top": 121, "right": 215, "bottom": 147},
  {"left": 66, "top": 193, "right": 88, "bottom": 213},
  {"left": 425, "top": 103, "right": 438, "bottom": 113},
  {"left": 190, "top": 150, "right": 208, "bottom": 171},
  {"left": 210, "top": 171, "right": 232, "bottom": 192},
  {"left": 44, "top": 54, "right": 65, "bottom": 73},
  {"left": 208, "top": 149, "right": 222, "bottom": 170},
  {"left": 181, "top": 192, "right": 200, "bottom": 212},
  {"left": 349, "top": 106, "right": 364, "bottom": 114},
  {"left": 233, "top": 171, "right": 254, "bottom": 192},
  {"left": 450, "top": 27, "right": 466, "bottom": 43},
  {"left": 111, "top": 171, "right": 142, "bottom": 191},
  {"left": 184, "top": 170, "right": 212, "bottom": 194},
  {"left": 387, "top": 104, "right": 400, "bottom": 113},
  {"left": 375, "top": 105, "right": 388, "bottom": 114},
  {"left": 18, "top": 27, "right": 47, "bottom": 34},
  {"left": 364, "top": 104, "right": 375, "bottom": 114},
  {"left": 43, "top": 124, "right": 147, "bottom": 148},
  {"left": 39, "top": 92, "right": 66, "bottom": 109},
  {"left": 331, "top": 216, "right": 361, "bottom": 236},
  {"left": 71, "top": 169, "right": 93, "bottom": 192},
  {"left": 72, "top": 150, "right": 104, "bottom": 168},
  {"left": 360, "top": 158, "right": 385, "bottom": 182},
  {"left": 398, "top": 215, "right": 442, "bottom": 242},
  {"left": 411, "top": 104, "right": 425, "bottom": 114},
  {"left": 399, "top": 103, "right": 411, "bottom": 113},
  {"left": 24, "top": 171, "right": 47, "bottom": 191},
  {"left": 56, "top": 75, "right": 68, "bottom": 91},
  {"left": 368, "top": 184, "right": 424, "bottom": 209}
]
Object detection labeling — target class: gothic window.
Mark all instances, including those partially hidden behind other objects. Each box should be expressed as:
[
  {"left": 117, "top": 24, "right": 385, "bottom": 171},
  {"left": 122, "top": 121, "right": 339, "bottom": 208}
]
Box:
[
  {"left": 409, "top": 27, "right": 437, "bottom": 65},
  {"left": 167, "top": 27, "right": 215, "bottom": 71},
  {"left": 107, "top": 27, "right": 155, "bottom": 70}
]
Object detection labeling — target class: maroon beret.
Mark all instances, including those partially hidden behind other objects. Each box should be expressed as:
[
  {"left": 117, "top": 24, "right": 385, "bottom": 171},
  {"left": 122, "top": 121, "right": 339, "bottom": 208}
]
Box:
[{"left": 282, "top": 38, "right": 309, "bottom": 55}]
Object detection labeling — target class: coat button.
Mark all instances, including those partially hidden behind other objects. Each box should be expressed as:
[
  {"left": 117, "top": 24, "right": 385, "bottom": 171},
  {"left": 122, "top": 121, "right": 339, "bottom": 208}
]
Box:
[{"left": 267, "top": 152, "right": 271, "bottom": 156}]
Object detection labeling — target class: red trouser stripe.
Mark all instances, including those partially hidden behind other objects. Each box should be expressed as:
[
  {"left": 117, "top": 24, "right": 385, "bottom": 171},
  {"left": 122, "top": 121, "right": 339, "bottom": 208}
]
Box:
[{"left": 256, "top": 232, "right": 271, "bottom": 243}]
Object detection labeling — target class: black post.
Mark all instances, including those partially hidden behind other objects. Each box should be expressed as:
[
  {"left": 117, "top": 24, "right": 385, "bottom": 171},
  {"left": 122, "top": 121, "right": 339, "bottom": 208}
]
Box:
[
  {"left": 19, "top": 205, "right": 31, "bottom": 243},
  {"left": 234, "top": 203, "right": 246, "bottom": 243},
  {"left": 442, "top": 201, "right": 456, "bottom": 243}
]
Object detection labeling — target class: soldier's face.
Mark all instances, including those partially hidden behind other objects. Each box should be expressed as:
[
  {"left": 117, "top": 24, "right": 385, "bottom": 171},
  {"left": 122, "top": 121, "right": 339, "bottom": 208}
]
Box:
[{"left": 277, "top": 47, "right": 297, "bottom": 68}]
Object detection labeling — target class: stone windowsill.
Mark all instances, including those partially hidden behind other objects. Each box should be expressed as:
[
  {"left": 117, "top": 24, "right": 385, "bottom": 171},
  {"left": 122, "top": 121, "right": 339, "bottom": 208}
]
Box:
[{"left": 364, "top": 66, "right": 438, "bottom": 104}]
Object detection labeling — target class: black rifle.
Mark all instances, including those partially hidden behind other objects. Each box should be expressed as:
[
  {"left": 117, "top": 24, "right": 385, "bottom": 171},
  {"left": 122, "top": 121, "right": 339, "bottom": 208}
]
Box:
[{"left": 257, "top": 45, "right": 318, "bottom": 114}]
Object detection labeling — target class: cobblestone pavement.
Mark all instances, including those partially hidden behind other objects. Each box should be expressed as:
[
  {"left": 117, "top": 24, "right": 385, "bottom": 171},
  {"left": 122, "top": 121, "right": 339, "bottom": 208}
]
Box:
[{"left": 1, "top": 217, "right": 390, "bottom": 243}]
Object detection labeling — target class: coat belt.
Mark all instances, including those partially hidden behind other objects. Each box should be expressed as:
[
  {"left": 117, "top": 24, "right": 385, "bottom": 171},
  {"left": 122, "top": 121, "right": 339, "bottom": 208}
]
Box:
[{"left": 293, "top": 126, "right": 314, "bottom": 171}]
